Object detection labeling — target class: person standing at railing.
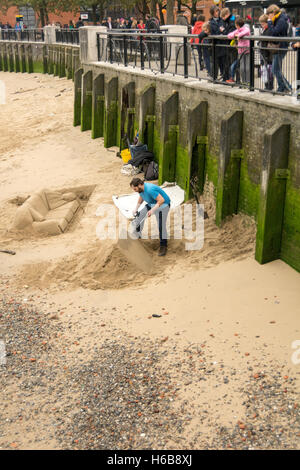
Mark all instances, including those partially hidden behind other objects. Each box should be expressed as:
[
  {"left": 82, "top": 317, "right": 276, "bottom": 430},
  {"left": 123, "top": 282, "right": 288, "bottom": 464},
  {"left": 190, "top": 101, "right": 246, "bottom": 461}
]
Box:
[
  {"left": 198, "top": 22, "right": 212, "bottom": 77},
  {"left": 69, "top": 20, "right": 75, "bottom": 30},
  {"left": 137, "top": 19, "right": 145, "bottom": 32},
  {"left": 258, "top": 14, "right": 274, "bottom": 91},
  {"left": 266, "top": 4, "right": 292, "bottom": 93},
  {"left": 190, "top": 15, "right": 205, "bottom": 71},
  {"left": 292, "top": 23, "right": 300, "bottom": 97},
  {"left": 220, "top": 8, "right": 236, "bottom": 81},
  {"left": 209, "top": 5, "right": 227, "bottom": 81},
  {"left": 226, "top": 18, "right": 250, "bottom": 84}
]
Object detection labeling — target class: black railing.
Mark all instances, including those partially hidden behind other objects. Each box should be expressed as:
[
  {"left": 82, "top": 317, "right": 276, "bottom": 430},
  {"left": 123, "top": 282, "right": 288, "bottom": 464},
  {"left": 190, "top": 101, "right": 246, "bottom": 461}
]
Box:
[
  {"left": 96, "top": 31, "right": 300, "bottom": 98},
  {"left": 0, "top": 28, "right": 44, "bottom": 42},
  {"left": 55, "top": 29, "right": 79, "bottom": 45}
]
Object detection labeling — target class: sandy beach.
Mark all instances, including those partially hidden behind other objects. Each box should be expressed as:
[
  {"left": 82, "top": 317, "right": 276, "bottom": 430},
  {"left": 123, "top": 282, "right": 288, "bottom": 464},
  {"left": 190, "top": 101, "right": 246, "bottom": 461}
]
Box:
[{"left": 0, "top": 71, "right": 299, "bottom": 450}]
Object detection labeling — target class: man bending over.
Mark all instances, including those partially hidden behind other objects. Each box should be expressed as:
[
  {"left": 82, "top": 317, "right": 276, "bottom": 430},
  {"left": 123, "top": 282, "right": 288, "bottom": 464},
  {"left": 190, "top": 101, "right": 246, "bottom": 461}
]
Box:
[{"left": 130, "top": 178, "right": 171, "bottom": 256}]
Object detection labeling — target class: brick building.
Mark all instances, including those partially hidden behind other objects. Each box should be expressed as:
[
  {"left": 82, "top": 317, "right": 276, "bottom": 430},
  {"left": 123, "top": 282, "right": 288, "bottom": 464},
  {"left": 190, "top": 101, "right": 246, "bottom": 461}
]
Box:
[{"left": 0, "top": 2, "right": 219, "bottom": 28}]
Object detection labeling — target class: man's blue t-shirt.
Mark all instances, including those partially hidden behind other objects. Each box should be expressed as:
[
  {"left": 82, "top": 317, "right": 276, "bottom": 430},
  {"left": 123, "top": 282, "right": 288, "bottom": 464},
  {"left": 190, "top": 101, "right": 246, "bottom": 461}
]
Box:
[{"left": 140, "top": 183, "right": 170, "bottom": 208}]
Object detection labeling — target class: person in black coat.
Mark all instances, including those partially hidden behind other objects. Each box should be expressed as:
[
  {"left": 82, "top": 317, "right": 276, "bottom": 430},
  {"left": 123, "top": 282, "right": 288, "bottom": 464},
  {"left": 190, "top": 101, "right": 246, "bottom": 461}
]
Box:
[
  {"left": 220, "top": 8, "right": 237, "bottom": 81},
  {"left": 209, "top": 5, "right": 226, "bottom": 80},
  {"left": 266, "top": 4, "right": 291, "bottom": 92},
  {"left": 259, "top": 14, "right": 274, "bottom": 90}
]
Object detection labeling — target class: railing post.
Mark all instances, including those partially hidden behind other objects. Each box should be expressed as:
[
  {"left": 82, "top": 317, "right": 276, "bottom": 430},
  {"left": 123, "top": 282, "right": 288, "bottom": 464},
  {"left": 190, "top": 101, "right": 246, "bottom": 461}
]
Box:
[
  {"left": 97, "top": 33, "right": 100, "bottom": 61},
  {"left": 296, "top": 45, "right": 300, "bottom": 100},
  {"left": 123, "top": 34, "right": 128, "bottom": 66},
  {"left": 212, "top": 37, "right": 217, "bottom": 82},
  {"left": 183, "top": 36, "right": 188, "bottom": 78},
  {"left": 140, "top": 35, "right": 144, "bottom": 70},
  {"left": 159, "top": 35, "right": 164, "bottom": 74},
  {"left": 249, "top": 38, "right": 255, "bottom": 91},
  {"left": 109, "top": 34, "right": 113, "bottom": 64}
]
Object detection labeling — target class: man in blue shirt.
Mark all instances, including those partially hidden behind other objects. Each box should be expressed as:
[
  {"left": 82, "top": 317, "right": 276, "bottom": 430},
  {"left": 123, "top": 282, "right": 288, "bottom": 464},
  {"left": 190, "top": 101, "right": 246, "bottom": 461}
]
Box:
[{"left": 130, "top": 178, "right": 171, "bottom": 256}]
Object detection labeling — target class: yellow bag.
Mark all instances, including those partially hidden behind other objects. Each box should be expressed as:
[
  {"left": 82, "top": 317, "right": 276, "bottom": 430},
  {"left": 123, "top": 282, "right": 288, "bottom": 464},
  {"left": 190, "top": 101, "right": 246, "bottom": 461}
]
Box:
[{"left": 121, "top": 148, "right": 131, "bottom": 163}]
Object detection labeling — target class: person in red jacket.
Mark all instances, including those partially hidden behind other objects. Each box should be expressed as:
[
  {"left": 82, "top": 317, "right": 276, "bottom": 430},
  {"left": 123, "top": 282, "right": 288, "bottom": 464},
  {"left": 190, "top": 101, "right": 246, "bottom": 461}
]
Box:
[{"left": 190, "top": 15, "right": 205, "bottom": 70}]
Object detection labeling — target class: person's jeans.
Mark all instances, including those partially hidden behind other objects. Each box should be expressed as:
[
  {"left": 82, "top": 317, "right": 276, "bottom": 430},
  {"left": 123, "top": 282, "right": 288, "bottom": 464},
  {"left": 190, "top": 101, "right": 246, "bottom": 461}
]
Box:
[
  {"left": 272, "top": 51, "right": 291, "bottom": 92},
  {"left": 131, "top": 204, "right": 170, "bottom": 247},
  {"left": 230, "top": 59, "right": 238, "bottom": 79},
  {"left": 196, "top": 45, "right": 204, "bottom": 70},
  {"left": 203, "top": 48, "right": 211, "bottom": 75},
  {"left": 240, "top": 53, "right": 250, "bottom": 84}
]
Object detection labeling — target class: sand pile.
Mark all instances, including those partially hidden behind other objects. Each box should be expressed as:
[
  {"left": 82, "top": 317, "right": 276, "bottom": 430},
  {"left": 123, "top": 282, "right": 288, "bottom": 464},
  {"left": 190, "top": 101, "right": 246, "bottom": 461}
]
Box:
[
  {"left": 15, "top": 209, "right": 256, "bottom": 291},
  {"left": 15, "top": 240, "right": 159, "bottom": 290}
]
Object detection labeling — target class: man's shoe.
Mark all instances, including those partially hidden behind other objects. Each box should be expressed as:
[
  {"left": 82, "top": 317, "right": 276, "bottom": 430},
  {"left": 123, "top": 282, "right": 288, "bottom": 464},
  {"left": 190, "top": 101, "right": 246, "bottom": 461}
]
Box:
[
  {"left": 226, "top": 78, "right": 235, "bottom": 84},
  {"left": 158, "top": 246, "right": 167, "bottom": 256}
]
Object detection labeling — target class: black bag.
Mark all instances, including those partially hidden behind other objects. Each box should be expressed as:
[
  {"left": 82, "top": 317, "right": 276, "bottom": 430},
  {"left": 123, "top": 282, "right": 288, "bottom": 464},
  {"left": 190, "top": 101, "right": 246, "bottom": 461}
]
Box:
[
  {"left": 129, "top": 149, "right": 154, "bottom": 167},
  {"left": 144, "top": 161, "right": 159, "bottom": 181}
]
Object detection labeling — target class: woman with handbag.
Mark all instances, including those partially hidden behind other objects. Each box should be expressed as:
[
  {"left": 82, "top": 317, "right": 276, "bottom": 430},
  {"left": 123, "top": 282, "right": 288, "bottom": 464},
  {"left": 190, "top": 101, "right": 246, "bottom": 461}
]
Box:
[{"left": 266, "top": 4, "right": 292, "bottom": 93}]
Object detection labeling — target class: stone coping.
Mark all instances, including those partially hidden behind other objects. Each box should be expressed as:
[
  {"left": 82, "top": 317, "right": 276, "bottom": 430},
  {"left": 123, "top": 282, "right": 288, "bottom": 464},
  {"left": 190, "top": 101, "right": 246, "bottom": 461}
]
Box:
[{"left": 86, "top": 60, "right": 300, "bottom": 114}]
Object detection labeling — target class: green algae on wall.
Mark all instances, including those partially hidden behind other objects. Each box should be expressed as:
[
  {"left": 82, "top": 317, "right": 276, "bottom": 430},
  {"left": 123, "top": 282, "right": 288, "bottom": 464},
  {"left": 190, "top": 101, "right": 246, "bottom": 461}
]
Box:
[
  {"left": 238, "top": 159, "right": 260, "bottom": 219},
  {"left": 281, "top": 183, "right": 300, "bottom": 272},
  {"left": 104, "top": 101, "right": 119, "bottom": 148}
]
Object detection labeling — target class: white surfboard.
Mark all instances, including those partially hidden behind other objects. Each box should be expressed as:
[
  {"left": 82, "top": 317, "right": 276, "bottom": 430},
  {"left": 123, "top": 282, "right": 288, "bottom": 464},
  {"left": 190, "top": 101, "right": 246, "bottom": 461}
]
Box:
[{"left": 112, "top": 182, "right": 185, "bottom": 219}]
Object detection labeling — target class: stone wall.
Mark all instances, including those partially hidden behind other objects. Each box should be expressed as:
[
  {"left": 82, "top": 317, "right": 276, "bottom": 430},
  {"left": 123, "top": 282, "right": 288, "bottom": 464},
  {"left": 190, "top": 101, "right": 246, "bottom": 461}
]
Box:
[
  {"left": 0, "top": 40, "right": 80, "bottom": 77},
  {"left": 77, "top": 61, "right": 300, "bottom": 272}
]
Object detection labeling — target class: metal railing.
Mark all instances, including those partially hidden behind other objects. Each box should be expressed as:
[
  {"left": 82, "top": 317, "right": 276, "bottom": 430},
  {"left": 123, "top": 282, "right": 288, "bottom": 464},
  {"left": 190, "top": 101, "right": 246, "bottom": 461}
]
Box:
[
  {"left": 96, "top": 31, "right": 300, "bottom": 98},
  {"left": 55, "top": 29, "right": 79, "bottom": 45},
  {"left": 0, "top": 28, "right": 45, "bottom": 42}
]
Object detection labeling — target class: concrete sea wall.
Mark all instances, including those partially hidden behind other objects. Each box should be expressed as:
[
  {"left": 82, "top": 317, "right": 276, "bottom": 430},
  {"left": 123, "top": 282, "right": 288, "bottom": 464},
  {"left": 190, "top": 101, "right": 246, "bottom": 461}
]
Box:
[
  {"left": 0, "top": 35, "right": 299, "bottom": 273},
  {"left": 78, "top": 61, "right": 300, "bottom": 273}
]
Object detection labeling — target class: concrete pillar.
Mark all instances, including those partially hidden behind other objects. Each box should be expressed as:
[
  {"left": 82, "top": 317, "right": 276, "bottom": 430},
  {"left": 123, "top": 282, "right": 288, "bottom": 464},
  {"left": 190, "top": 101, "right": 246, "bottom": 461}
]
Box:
[
  {"left": 43, "top": 25, "right": 56, "bottom": 44},
  {"left": 255, "top": 124, "right": 290, "bottom": 265},
  {"left": 8, "top": 43, "right": 14, "bottom": 72},
  {"left": 26, "top": 44, "right": 33, "bottom": 73},
  {"left": 20, "top": 44, "right": 26, "bottom": 72},
  {"left": 139, "top": 85, "right": 156, "bottom": 152},
  {"left": 215, "top": 110, "right": 243, "bottom": 226},
  {"left": 2, "top": 44, "right": 8, "bottom": 71},
  {"left": 66, "top": 48, "right": 73, "bottom": 80},
  {"left": 54, "top": 46, "right": 60, "bottom": 76},
  {"left": 72, "top": 49, "right": 80, "bottom": 80},
  {"left": 13, "top": 43, "right": 20, "bottom": 73},
  {"left": 73, "top": 68, "right": 83, "bottom": 127},
  {"left": 79, "top": 26, "right": 107, "bottom": 63},
  {"left": 42, "top": 45, "right": 48, "bottom": 74},
  {"left": 59, "top": 47, "right": 66, "bottom": 78},
  {"left": 81, "top": 70, "right": 93, "bottom": 131},
  {"left": 104, "top": 76, "right": 118, "bottom": 148},
  {"left": 0, "top": 44, "right": 3, "bottom": 71},
  {"left": 160, "top": 25, "right": 189, "bottom": 63},
  {"left": 120, "top": 82, "right": 136, "bottom": 150},
  {"left": 158, "top": 92, "right": 179, "bottom": 184},
  {"left": 48, "top": 45, "right": 54, "bottom": 74},
  {"left": 92, "top": 73, "right": 105, "bottom": 139},
  {"left": 185, "top": 101, "right": 208, "bottom": 199}
]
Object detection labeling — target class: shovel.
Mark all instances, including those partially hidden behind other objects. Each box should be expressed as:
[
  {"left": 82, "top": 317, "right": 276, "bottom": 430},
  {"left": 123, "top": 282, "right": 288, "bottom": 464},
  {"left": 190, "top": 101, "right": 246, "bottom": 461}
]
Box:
[
  {"left": 190, "top": 178, "right": 209, "bottom": 220},
  {"left": 117, "top": 212, "right": 153, "bottom": 274}
]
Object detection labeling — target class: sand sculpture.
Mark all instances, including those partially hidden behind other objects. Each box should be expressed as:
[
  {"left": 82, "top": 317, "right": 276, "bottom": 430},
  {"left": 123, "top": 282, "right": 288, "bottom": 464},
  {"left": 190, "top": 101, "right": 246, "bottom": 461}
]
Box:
[{"left": 11, "top": 189, "right": 80, "bottom": 236}]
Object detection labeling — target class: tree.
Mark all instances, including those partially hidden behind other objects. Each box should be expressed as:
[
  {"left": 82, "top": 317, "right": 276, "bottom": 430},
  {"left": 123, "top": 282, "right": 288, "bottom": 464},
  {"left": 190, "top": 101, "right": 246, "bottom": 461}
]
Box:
[
  {"left": 166, "top": 0, "right": 174, "bottom": 25},
  {"left": 181, "top": 0, "right": 199, "bottom": 17}
]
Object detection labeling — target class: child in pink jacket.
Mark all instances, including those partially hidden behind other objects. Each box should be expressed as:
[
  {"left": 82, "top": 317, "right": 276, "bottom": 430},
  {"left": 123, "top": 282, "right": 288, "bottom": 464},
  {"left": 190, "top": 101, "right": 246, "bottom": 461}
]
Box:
[{"left": 226, "top": 18, "right": 251, "bottom": 83}]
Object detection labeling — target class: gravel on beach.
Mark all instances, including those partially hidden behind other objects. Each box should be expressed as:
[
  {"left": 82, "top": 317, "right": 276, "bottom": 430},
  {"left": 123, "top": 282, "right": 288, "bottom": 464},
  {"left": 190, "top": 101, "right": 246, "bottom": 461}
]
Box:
[{"left": 0, "top": 289, "right": 299, "bottom": 450}]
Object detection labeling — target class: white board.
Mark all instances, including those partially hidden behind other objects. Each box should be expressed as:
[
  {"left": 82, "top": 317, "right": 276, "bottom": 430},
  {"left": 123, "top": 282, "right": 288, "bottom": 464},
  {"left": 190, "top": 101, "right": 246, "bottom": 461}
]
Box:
[{"left": 112, "top": 182, "right": 185, "bottom": 219}]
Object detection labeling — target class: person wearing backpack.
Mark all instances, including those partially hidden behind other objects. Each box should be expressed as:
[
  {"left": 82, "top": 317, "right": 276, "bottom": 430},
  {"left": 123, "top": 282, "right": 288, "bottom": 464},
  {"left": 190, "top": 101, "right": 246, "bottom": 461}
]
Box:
[{"left": 130, "top": 178, "right": 171, "bottom": 256}]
